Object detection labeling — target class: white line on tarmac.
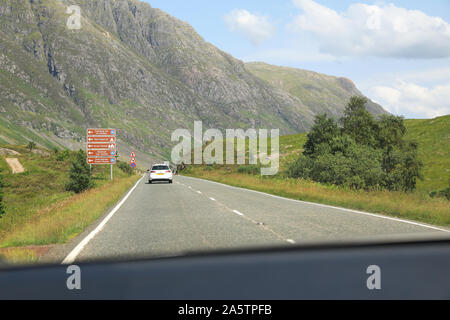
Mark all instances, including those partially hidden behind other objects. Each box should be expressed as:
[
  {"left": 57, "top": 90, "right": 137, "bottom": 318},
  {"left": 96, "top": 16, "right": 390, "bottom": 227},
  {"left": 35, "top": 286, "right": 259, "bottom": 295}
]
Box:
[
  {"left": 233, "top": 210, "right": 244, "bottom": 216},
  {"left": 180, "top": 176, "right": 450, "bottom": 234},
  {"left": 61, "top": 176, "right": 144, "bottom": 264}
]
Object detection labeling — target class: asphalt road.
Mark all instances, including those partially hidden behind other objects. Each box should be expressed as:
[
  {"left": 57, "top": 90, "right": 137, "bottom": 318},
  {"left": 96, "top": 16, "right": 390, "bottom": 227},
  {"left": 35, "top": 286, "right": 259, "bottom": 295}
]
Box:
[{"left": 69, "top": 175, "right": 449, "bottom": 263}]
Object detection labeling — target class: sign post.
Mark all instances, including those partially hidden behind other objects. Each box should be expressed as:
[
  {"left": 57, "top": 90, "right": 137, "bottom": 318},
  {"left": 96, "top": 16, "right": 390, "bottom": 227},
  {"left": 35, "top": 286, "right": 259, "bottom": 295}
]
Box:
[
  {"left": 130, "top": 151, "right": 136, "bottom": 170},
  {"left": 87, "top": 128, "right": 116, "bottom": 180}
]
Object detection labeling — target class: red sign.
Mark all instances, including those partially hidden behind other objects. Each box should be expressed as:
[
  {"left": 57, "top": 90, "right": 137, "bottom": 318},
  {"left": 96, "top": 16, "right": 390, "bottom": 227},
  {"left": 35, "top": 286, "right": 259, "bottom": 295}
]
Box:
[
  {"left": 87, "top": 128, "right": 116, "bottom": 166},
  {"left": 130, "top": 152, "right": 136, "bottom": 157},
  {"left": 87, "top": 136, "right": 116, "bottom": 143},
  {"left": 130, "top": 158, "right": 136, "bottom": 163},
  {"left": 87, "top": 129, "right": 116, "bottom": 136},
  {"left": 87, "top": 157, "right": 116, "bottom": 164},
  {"left": 87, "top": 143, "right": 115, "bottom": 149},
  {"left": 87, "top": 150, "right": 115, "bottom": 157}
]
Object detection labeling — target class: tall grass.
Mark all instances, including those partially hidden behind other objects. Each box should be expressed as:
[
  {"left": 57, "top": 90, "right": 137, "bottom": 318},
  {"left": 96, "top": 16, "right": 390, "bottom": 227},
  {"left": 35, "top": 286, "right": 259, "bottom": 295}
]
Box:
[{"left": 0, "top": 174, "right": 140, "bottom": 248}]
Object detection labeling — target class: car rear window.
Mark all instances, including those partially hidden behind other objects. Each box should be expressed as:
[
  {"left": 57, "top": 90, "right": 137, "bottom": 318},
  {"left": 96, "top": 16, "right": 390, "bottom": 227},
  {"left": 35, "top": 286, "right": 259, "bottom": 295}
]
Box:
[{"left": 152, "top": 166, "right": 169, "bottom": 171}]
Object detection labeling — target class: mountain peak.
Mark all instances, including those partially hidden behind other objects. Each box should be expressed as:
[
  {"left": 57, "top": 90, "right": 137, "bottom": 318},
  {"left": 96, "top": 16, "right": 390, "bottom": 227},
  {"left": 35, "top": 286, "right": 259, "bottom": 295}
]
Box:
[{"left": 0, "top": 0, "right": 387, "bottom": 165}]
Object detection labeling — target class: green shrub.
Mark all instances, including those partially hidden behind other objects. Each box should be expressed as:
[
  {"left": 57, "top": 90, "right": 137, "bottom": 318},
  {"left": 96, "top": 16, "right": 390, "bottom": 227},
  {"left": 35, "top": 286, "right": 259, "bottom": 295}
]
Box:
[
  {"left": 0, "top": 169, "right": 5, "bottom": 218},
  {"left": 430, "top": 181, "right": 450, "bottom": 200},
  {"left": 56, "top": 149, "right": 70, "bottom": 161},
  {"left": 65, "top": 150, "right": 93, "bottom": 193},
  {"left": 117, "top": 160, "right": 133, "bottom": 175},
  {"left": 237, "top": 164, "right": 261, "bottom": 175},
  {"left": 288, "top": 96, "right": 422, "bottom": 192},
  {"left": 27, "top": 141, "right": 37, "bottom": 152}
]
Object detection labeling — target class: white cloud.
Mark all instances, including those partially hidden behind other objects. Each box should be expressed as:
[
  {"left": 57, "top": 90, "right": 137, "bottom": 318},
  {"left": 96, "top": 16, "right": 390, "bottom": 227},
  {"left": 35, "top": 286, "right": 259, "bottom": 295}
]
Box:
[
  {"left": 289, "top": 0, "right": 450, "bottom": 58},
  {"left": 370, "top": 81, "right": 450, "bottom": 118},
  {"left": 224, "top": 9, "right": 275, "bottom": 45}
]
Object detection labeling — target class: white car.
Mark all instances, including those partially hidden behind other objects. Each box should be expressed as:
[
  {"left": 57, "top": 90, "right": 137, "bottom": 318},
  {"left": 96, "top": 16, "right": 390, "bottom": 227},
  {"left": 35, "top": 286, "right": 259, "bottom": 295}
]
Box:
[{"left": 148, "top": 164, "right": 173, "bottom": 184}]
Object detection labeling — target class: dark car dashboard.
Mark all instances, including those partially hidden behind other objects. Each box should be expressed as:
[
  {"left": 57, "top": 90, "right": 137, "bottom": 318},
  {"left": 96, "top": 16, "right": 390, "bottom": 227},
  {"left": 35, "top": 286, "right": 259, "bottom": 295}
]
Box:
[{"left": 0, "top": 239, "right": 449, "bottom": 300}]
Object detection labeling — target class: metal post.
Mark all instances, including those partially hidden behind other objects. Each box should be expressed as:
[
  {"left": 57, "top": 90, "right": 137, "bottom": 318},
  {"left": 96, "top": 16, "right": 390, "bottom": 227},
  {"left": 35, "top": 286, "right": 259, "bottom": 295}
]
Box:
[{"left": 111, "top": 164, "right": 113, "bottom": 181}]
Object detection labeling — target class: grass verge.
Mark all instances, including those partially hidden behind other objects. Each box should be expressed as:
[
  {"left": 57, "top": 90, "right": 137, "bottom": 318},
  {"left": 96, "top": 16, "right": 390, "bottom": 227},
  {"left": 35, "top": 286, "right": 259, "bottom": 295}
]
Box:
[{"left": 0, "top": 174, "right": 140, "bottom": 249}]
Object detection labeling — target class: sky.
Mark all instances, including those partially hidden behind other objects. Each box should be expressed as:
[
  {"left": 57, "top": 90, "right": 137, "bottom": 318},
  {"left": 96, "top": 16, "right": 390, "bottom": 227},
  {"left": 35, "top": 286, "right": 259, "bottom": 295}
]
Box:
[{"left": 143, "top": 0, "right": 450, "bottom": 119}]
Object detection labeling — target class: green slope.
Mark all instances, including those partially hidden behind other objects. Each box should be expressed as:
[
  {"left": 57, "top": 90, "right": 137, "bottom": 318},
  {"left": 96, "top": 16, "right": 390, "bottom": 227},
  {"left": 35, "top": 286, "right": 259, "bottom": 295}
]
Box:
[
  {"left": 0, "top": 144, "right": 136, "bottom": 245},
  {"left": 404, "top": 116, "right": 450, "bottom": 192},
  {"left": 245, "top": 62, "right": 387, "bottom": 118}
]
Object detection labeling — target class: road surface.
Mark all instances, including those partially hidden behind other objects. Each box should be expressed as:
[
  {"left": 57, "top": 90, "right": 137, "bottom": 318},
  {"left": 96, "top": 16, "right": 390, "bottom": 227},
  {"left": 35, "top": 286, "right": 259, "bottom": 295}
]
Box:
[{"left": 66, "top": 175, "right": 449, "bottom": 263}]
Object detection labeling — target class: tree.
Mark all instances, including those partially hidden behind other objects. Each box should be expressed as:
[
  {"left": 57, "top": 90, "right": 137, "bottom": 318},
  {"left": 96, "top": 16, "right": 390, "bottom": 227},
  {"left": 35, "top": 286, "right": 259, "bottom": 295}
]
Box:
[
  {"left": 376, "top": 114, "right": 406, "bottom": 151},
  {"left": 65, "top": 150, "right": 93, "bottom": 193},
  {"left": 0, "top": 169, "right": 5, "bottom": 217},
  {"left": 27, "top": 141, "right": 37, "bottom": 152},
  {"left": 341, "top": 96, "right": 378, "bottom": 148},
  {"left": 303, "top": 114, "right": 339, "bottom": 157},
  {"left": 381, "top": 141, "right": 423, "bottom": 192},
  {"left": 288, "top": 96, "right": 422, "bottom": 192}
]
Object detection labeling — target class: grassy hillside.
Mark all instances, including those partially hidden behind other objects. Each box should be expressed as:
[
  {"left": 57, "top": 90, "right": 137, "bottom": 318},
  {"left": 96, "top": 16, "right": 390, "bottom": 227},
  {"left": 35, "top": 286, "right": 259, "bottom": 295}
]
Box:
[
  {"left": 245, "top": 62, "right": 387, "bottom": 118},
  {"left": 404, "top": 116, "right": 450, "bottom": 192},
  {"left": 0, "top": 145, "right": 140, "bottom": 263}
]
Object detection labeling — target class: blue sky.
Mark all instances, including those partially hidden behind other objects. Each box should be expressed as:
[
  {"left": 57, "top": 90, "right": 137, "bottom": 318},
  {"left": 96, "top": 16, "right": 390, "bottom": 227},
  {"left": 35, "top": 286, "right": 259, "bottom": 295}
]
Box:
[{"left": 143, "top": 0, "right": 450, "bottom": 119}]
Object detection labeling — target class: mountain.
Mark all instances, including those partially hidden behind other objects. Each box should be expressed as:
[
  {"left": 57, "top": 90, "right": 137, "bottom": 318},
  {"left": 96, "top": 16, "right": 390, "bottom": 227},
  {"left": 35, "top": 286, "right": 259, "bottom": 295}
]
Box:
[
  {"left": 0, "top": 0, "right": 388, "bottom": 166},
  {"left": 245, "top": 62, "right": 386, "bottom": 119}
]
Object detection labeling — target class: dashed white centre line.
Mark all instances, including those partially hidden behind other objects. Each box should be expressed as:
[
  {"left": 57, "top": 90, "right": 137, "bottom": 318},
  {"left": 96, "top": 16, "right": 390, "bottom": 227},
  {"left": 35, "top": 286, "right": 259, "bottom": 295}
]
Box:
[
  {"left": 233, "top": 210, "right": 244, "bottom": 216},
  {"left": 209, "top": 197, "right": 216, "bottom": 201},
  {"left": 197, "top": 190, "right": 202, "bottom": 194}
]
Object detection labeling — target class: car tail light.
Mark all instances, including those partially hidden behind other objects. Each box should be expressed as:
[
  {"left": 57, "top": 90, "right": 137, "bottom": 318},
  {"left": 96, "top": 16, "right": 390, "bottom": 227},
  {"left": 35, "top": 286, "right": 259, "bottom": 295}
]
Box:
[
  {"left": 151, "top": 171, "right": 156, "bottom": 173},
  {"left": 165, "top": 170, "right": 171, "bottom": 173}
]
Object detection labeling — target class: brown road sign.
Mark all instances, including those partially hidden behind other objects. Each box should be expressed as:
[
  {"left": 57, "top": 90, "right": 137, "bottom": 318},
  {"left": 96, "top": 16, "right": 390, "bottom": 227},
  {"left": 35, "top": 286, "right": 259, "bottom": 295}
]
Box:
[
  {"left": 87, "top": 157, "right": 116, "bottom": 165},
  {"left": 87, "top": 150, "right": 116, "bottom": 157},
  {"left": 87, "top": 143, "right": 116, "bottom": 149},
  {"left": 87, "top": 136, "right": 116, "bottom": 143},
  {"left": 87, "top": 129, "right": 116, "bottom": 136}
]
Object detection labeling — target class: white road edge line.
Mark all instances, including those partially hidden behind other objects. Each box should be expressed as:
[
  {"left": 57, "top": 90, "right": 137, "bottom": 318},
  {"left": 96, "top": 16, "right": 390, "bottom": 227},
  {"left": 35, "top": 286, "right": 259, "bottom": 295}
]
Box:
[
  {"left": 233, "top": 210, "right": 244, "bottom": 216},
  {"left": 287, "top": 239, "right": 296, "bottom": 244},
  {"left": 180, "top": 176, "right": 450, "bottom": 233},
  {"left": 61, "top": 175, "right": 144, "bottom": 265}
]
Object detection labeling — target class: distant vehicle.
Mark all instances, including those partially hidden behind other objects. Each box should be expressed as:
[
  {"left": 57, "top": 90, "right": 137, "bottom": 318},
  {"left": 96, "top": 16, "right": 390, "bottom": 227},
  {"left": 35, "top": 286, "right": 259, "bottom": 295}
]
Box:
[{"left": 148, "top": 164, "right": 173, "bottom": 184}]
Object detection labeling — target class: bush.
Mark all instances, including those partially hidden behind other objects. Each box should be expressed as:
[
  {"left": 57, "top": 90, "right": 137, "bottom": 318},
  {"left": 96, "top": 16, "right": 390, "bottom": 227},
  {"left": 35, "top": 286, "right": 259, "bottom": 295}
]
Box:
[
  {"left": 287, "top": 155, "right": 313, "bottom": 179},
  {"left": 430, "top": 180, "right": 450, "bottom": 200},
  {"left": 117, "top": 160, "right": 133, "bottom": 175},
  {"left": 27, "top": 141, "right": 37, "bottom": 152},
  {"left": 237, "top": 164, "right": 261, "bottom": 175},
  {"left": 289, "top": 143, "right": 383, "bottom": 190},
  {"left": 288, "top": 96, "right": 422, "bottom": 191},
  {"left": 430, "top": 187, "right": 450, "bottom": 200},
  {"left": 65, "top": 150, "right": 93, "bottom": 193},
  {"left": 0, "top": 169, "right": 5, "bottom": 218},
  {"left": 56, "top": 149, "right": 70, "bottom": 161}
]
